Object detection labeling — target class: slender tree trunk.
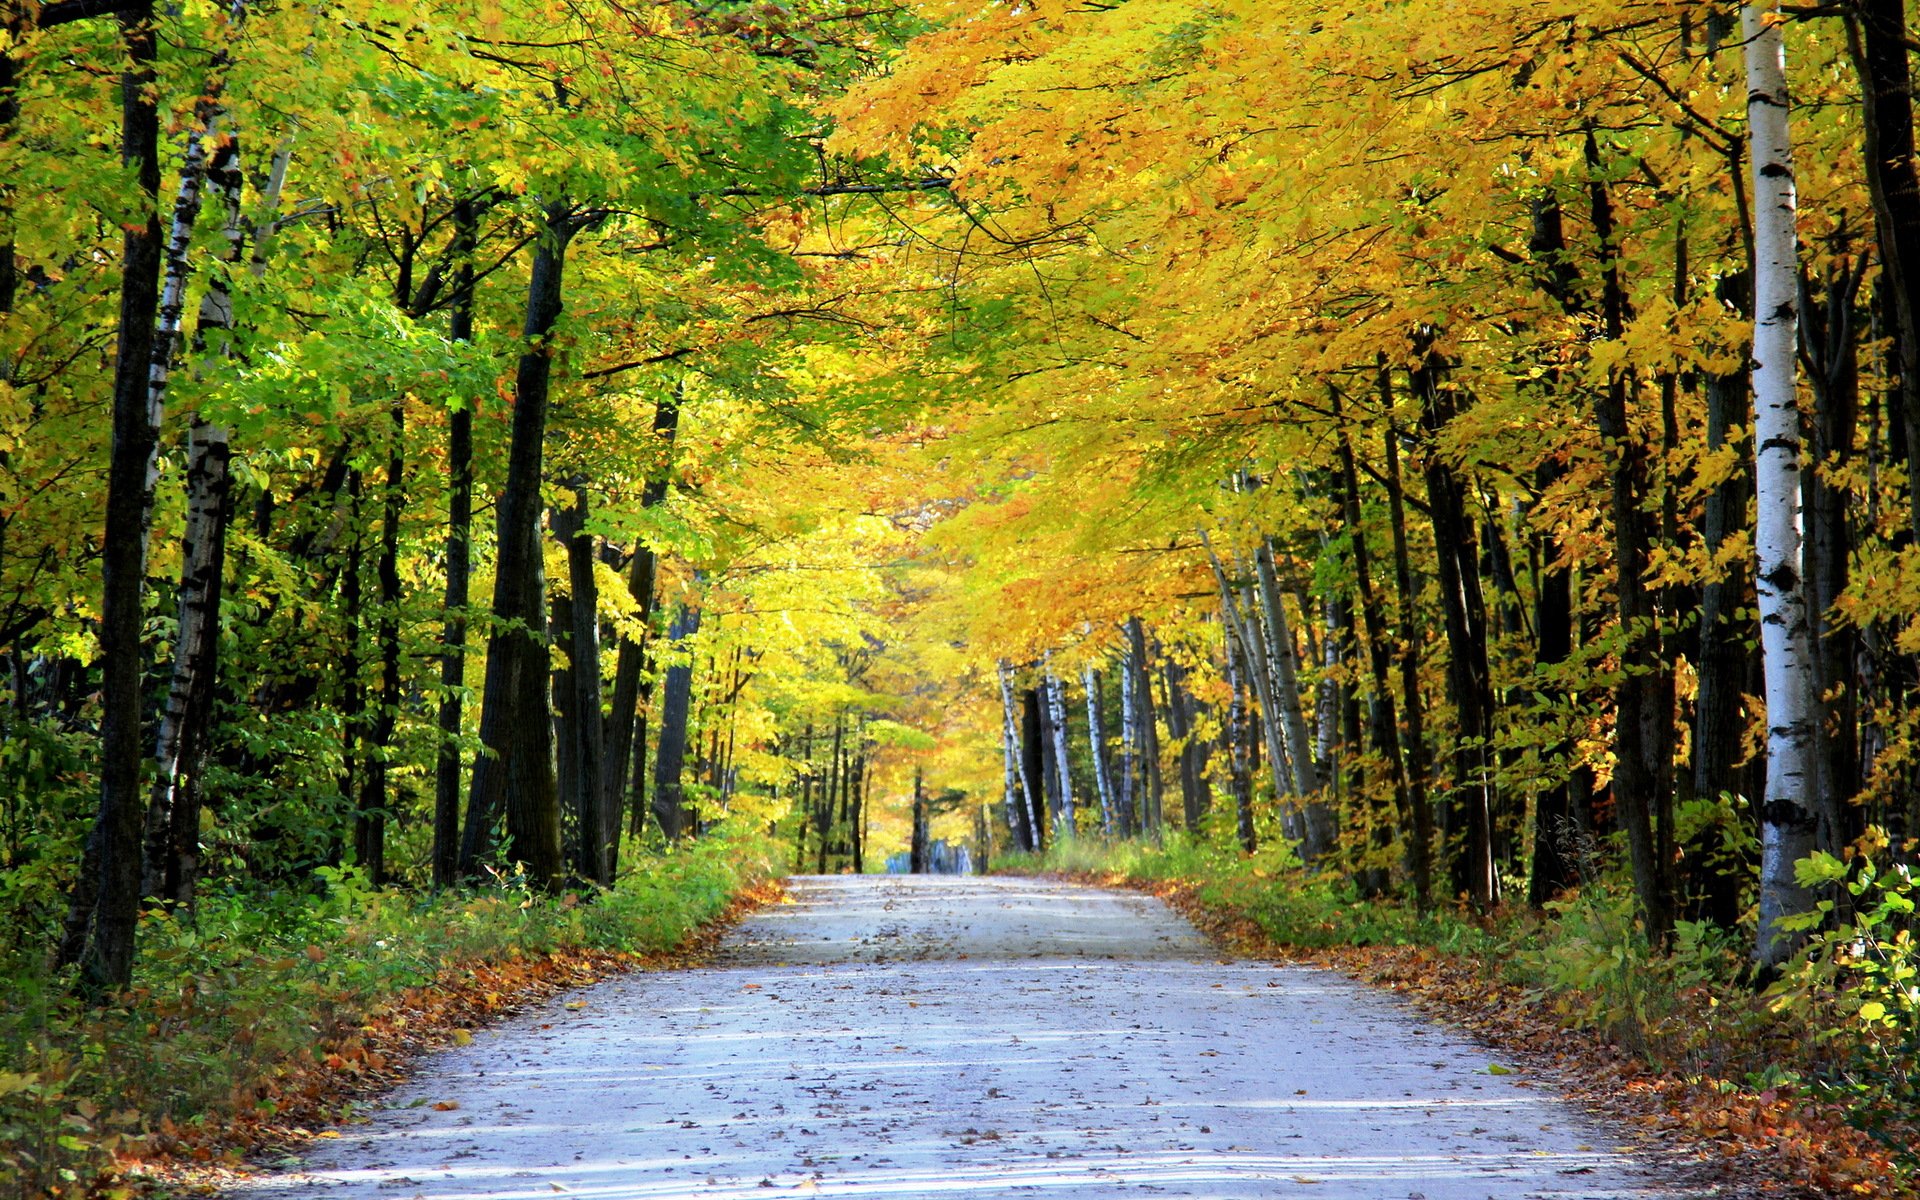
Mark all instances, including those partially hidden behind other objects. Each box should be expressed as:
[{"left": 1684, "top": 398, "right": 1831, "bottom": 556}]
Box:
[
  {"left": 553, "top": 486, "right": 609, "bottom": 882},
  {"left": 910, "top": 768, "right": 929, "bottom": 874},
  {"left": 354, "top": 403, "right": 403, "bottom": 884},
  {"left": 1043, "top": 652, "right": 1074, "bottom": 839},
  {"left": 1333, "top": 396, "right": 1425, "bottom": 906},
  {"left": 1585, "top": 133, "right": 1669, "bottom": 941},
  {"left": 141, "top": 133, "right": 258, "bottom": 908},
  {"left": 1164, "top": 660, "right": 1209, "bottom": 832},
  {"left": 1258, "top": 541, "right": 1335, "bottom": 858},
  {"left": 1128, "top": 618, "right": 1165, "bottom": 838},
  {"left": 1379, "top": 417, "right": 1437, "bottom": 909},
  {"left": 1529, "top": 458, "right": 1582, "bottom": 904},
  {"left": 1204, "top": 539, "right": 1292, "bottom": 844},
  {"left": 59, "top": 4, "right": 170, "bottom": 993},
  {"left": 1020, "top": 687, "right": 1047, "bottom": 851},
  {"left": 1746, "top": 0, "right": 1821, "bottom": 969},
  {"left": 459, "top": 203, "right": 574, "bottom": 885},
  {"left": 1800, "top": 263, "right": 1863, "bottom": 858},
  {"left": 339, "top": 470, "right": 365, "bottom": 870},
  {"left": 1406, "top": 354, "right": 1498, "bottom": 909},
  {"left": 1221, "top": 615, "right": 1259, "bottom": 853},
  {"left": 1690, "top": 361, "right": 1753, "bottom": 926},
  {"left": 604, "top": 388, "right": 680, "bottom": 828},
  {"left": 999, "top": 659, "right": 1034, "bottom": 851},
  {"left": 1116, "top": 648, "right": 1138, "bottom": 838},
  {"left": 650, "top": 604, "right": 701, "bottom": 841},
  {"left": 1849, "top": 0, "right": 1920, "bottom": 541},
  {"left": 1084, "top": 664, "right": 1115, "bottom": 834},
  {"left": 433, "top": 198, "right": 479, "bottom": 889}
]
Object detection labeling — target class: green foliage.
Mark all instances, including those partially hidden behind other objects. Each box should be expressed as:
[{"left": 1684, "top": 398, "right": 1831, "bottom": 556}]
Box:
[
  {"left": 1519, "top": 880, "right": 1744, "bottom": 1058},
  {"left": 1768, "top": 833, "right": 1920, "bottom": 1154},
  {"left": 0, "top": 825, "right": 780, "bottom": 1198}
]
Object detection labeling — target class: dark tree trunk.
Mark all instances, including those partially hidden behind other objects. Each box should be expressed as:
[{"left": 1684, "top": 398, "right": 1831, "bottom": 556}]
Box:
[
  {"left": 552, "top": 485, "right": 609, "bottom": 883},
  {"left": 1801, "top": 261, "right": 1864, "bottom": 860},
  {"left": 340, "top": 469, "right": 365, "bottom": 871},
  {"left": 1333, "top": 391, "right": 1424, "bottom": 905},
  {"left": 459, "top": 203, "right": 574, "bottom": 885},
  {"left": 1222, "top": 616, "right": 1259, "bottom": 853},
  {"left": 649, "top": 604, "right": 701, "bottom": 841},
  {"left": 604, "top": 388, "right": 680, "bottom": 831},
  {"left": 1127, "top": 617, "right": 1164, "bottom": 837},
  {"left": 1020, "top": 687, "right": 1047, "bottom": 851},
  {"left": 909, "top": 768, "right": 929, "bottom": 874},
  {"left": 1528, "top": 458, "right": 1582, "bottom": 904},
  {"left": 1849, "top": 0, "right": 1920, "bottom": 540},
  {"left": 355, "top": 404, "right": 405, "bottom": 884},
  {"left": 1690, "top": 365, "right": 1753, "bottom": 927},
  {"left": 1378, "top": 415, "right": 1437, "bottom": 910},
  {"left": 1586, "top": 141, "right": 1670, "bottom": 942},
  {"left": 1406, "top": 354, "right": 1498, "bottom": 909},
  {"left": 432, "top": 198, "right": 478, "bottom": 889},
  {"left": 59, "top": 5, "right": 164, "bottom": 995}
]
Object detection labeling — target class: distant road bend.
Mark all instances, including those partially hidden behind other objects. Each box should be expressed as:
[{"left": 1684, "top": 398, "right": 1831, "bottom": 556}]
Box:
[{"left": 231, "top": 875, "right": 1707, "bottom": 1199}]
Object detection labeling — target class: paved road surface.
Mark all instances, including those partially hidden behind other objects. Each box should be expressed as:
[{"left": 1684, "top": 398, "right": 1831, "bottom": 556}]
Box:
[{"left": 230, "top": 875, "right": 1706, "bottom": 1199}]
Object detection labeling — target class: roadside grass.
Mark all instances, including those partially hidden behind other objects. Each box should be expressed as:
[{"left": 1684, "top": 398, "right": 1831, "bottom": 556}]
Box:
[
  {"left": 998, "top": 835, "right": 1916, "bottom": 1199},
  {"left": 0, "top": 823, "right": 783, "bottom": 1199}
]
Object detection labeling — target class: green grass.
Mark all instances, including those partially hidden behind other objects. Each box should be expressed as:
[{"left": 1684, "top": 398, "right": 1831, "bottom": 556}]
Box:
[{"left": 0, "top": 823, "right": 784, "bottom": 1199}]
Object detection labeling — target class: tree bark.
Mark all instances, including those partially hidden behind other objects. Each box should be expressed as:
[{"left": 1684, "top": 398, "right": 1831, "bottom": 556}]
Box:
[
  {"left": 1084, "top": 664, "right": 1115, "bottom": 834},
  {"left": 459, "top": 202, "right": 575, "bottom": 885},
  {"left": 1043, "top": 652, "right": 1074, "bottom": 839},
  {"left": 1379, "top": 417, "right": 1438, "bottom": 910},
  {"left": 142, "top": 131, "right": 257, "bottom": 908},
  {"left": 649, "top": 604, "right": 701, "bottom": 841},
  {"left": 1585, "top": 133, "right": 1669, "bottom": 942},
  {"left": 1020, "top": 686, "right": 1047, "bottom": 850},
  {"left": 1746, "top": 0, "right": 1821, "bottom": 969},
  {"left": 552, "top": 486, "right": 610, "bottom": 883},
  {"left": 910, "top": 768, "right": 929, "bottom": 873},
  {"left": 1405, "top": 353, "right": 1498, "bottom": 910},
  {"left": 603, "top": 387, "right": 681, "bottom": 831},
  {"left": 1333, "top": 394, "right": 1426, "bottom": 906},
  {"left": 1258, "top": 540, "right": 1335, "bottom": 858},
  {"left": 1128, "top": 618, "right": 1165, "bottom": 837},
  {"left": 1848, "top": 0, "right": 1920, "bottom": 541},
  {"left": 1220, "top": 613, "right": 1259, "bottom": 853},
  {"left": 999, "top": 659, "right": 1034, "bottom": 851},
  {"left": 60, "top": 6, "right": 164, "bottom": 994},
  {"left": 354, "top": 402, "right": 404, "bottom": 884},
  {"left": 433, "top": 197, "right": 478, "bottom": 889}
]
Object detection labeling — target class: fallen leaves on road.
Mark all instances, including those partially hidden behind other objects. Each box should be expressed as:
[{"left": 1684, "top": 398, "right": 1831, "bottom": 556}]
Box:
[{"left": 1067, "top": 870, "right": 1911, "bottom": 1200}]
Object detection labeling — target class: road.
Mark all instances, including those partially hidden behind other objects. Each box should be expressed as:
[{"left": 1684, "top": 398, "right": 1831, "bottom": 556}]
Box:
[{"left": 230, "top": 875, "right": 1706, "bottom": 1199}]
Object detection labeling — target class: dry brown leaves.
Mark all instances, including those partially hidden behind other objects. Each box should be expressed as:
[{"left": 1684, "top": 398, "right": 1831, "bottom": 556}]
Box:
[
  {"left": 128, "top": 878, "right": 786, "bottom": 1196},
  {"left": 1059, "top": 870, "right": 1912, "bottom": 1200}
]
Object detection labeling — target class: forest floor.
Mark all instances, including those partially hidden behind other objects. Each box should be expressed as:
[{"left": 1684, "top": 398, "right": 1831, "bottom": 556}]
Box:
[{"left": 220, "top": 875, "right": 1713, "bottom": 1200}]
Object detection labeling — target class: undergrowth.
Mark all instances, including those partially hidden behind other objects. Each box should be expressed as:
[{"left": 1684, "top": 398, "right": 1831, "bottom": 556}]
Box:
[{"left": 0, "top": 823, "right": 782, "bottom": 1199}]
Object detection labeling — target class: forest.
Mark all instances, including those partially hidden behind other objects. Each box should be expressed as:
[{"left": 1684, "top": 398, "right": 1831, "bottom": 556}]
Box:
[{"left": 2, "top": 0, "right": 1919, "bottom": 1193}]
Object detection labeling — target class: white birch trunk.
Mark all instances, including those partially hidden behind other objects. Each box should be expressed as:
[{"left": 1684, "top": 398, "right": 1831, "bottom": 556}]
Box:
[
  {"left": 1255, "top": 542, "right": 1320, "bottom": 798},
  {"left": 1202, "top": 532, "right": 1297, "bottom": 840},
  {"left": 998, "top": 658, "right": 1029, "bottom": 846},
  {"left": 1043, "top": 651, "right": 1075, "bottom": 839},
  {"left": 1746, "top": 0, "right": 1820, "bottom": 969},
  {"left": 1084, "top": 663, "right": 1115, "bottom": 835}
]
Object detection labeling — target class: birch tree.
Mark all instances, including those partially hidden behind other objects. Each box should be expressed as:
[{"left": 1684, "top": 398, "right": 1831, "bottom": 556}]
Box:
[{"left": 1745, "top": 0, "right": 1821, "bottom": 970}]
